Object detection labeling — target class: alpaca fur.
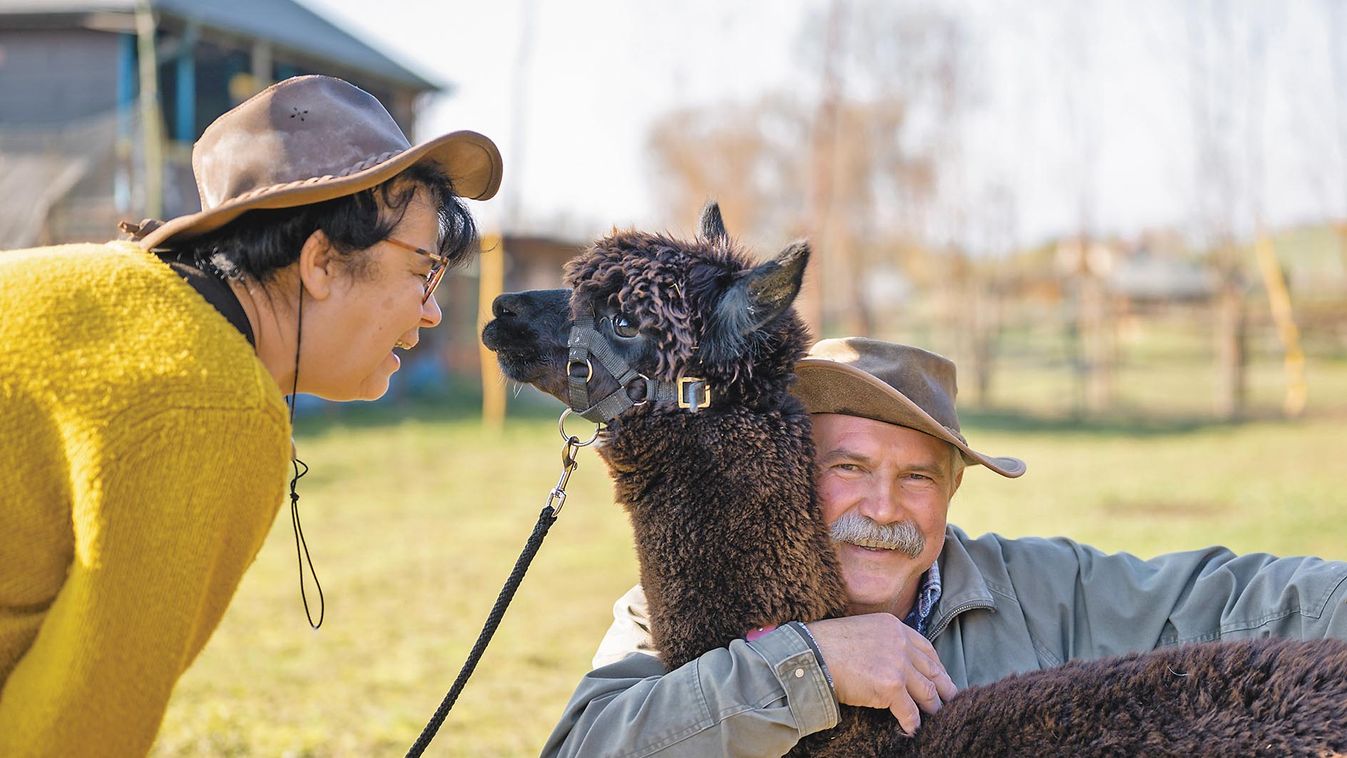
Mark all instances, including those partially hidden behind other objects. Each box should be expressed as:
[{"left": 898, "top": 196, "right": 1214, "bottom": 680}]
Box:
[
  {"left": 483, "top": 204, "right": 1347, "bottom": 757},
  {"left": 897, "top": 636, "right": 1347, "bottom": 756}
]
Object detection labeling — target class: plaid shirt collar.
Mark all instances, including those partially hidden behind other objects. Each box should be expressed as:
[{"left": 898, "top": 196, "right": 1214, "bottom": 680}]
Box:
[{"left": 900, "top": 559, "right": 943, "bottom": 637}]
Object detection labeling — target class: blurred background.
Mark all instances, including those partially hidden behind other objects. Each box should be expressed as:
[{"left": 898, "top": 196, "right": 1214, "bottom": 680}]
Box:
[{"left": 3, "top": 0, "right": 1345, "bottom": 755}]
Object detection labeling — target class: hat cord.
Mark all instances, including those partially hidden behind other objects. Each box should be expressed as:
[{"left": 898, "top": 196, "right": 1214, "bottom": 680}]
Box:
[{"left": 287, "top": 277, "right": 324, "bottom": 629}]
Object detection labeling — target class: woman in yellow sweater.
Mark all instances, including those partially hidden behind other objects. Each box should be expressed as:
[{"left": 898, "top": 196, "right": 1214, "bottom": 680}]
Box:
[{"left": 0, "top": 76, "right": 501, "bottom": 756}]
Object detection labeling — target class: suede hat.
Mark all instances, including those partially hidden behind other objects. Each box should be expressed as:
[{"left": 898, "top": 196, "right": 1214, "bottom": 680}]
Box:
[
  {"left": 128, "top": 75, "right": 502, "bottom": 250},
  {"left": 793, "top": 338, "right": 1026, "bottom": 478}
]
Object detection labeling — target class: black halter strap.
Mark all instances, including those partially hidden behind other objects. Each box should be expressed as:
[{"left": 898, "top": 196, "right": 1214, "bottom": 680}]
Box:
[{"left": 565, "top": 308, "right": 712, "bottom": 424}]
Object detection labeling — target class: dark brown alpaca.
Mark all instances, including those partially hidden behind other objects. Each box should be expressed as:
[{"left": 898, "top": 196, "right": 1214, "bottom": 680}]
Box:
[{"left": 482, "top": 204, "right": 1347, "bottom": 756}]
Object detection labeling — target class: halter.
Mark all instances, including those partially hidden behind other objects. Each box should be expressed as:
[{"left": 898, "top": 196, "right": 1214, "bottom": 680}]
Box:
[{"left": 565, "top": 307, "right": 712, "bottom": 424}]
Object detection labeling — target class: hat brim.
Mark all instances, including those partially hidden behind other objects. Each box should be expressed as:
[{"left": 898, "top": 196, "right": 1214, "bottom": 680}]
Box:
[
  {"left": 137, "top": 129, "right": 502, "bottom": 250},
  {"left": 793, "top": 359, "right": 1027, "bottom": 478}
]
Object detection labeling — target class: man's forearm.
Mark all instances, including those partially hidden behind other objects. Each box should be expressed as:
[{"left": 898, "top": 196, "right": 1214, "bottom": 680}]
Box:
[{"left": 542, "top": 625, "right": 838, "bottom": 758}]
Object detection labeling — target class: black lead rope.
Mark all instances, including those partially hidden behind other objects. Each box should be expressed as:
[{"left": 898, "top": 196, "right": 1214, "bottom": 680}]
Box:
[
  {"left": 405, "top": 504, "right": 559, "bottom": 758},
  {"left": 407, "top": 415, "right": 596, "bottom": 757}
]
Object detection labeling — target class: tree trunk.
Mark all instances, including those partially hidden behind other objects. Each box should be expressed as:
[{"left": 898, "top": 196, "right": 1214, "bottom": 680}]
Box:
[
  {"left": 969, "top": 288, "right": 999, "bottom": 408},
  {"left": 1214, "top": 266, "right": 1247, "bottom": 420},
  {"left": 1082, "top": 270, "right": 1113, "bottom": 413}
]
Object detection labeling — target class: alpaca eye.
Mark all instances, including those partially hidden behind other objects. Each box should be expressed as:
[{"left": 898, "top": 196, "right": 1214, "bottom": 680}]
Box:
[{"left": 612, "top": 314, "right": 640, "bottom": 338}]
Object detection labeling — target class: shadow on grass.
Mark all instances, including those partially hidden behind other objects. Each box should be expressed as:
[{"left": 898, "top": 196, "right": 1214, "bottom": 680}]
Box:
[
  {"left": 959, "top": 406, "right": 1288, "bottom": 438},
  {"left": 292, "top": 380, "right": 566, "bottom": 438}
]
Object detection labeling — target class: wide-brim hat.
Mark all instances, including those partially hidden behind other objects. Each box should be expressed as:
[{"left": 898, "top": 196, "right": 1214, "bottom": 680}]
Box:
[
  {"left": 792, "top": 338, "right": 1026, "bottom": 478},
  {"left": 133, "top": 75, "right": 502, "bottom": 250}
]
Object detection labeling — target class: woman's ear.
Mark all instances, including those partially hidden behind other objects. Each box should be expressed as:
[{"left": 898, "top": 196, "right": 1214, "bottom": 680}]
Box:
[{"left": 296, "top": 229, "right": 337, "bottom": 301}]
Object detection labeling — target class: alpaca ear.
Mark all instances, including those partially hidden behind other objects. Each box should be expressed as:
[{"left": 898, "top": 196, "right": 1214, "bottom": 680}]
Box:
[
  {"left": 703, "top": 241, "right": 810, "bottom": 362},
  {"left": 699, "top": 201, "right": 729, "bottom": 244},
  {"left": 740, "top": 241, "right": 809, "bottom": 331}
]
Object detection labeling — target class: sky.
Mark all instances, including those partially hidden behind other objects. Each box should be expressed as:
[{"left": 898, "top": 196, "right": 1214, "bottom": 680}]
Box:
[{"left": 304, "top": 0, "right": 1347, "bottom": 250}]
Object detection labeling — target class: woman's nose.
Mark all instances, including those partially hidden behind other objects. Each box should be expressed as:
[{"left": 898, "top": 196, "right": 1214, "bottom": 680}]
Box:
[{"left": 421, "top": 292, "right": 443, "bottom": 327}]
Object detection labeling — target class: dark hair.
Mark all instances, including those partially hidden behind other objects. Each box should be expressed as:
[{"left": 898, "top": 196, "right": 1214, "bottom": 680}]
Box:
[{"left": 178, "top": 162, "right": 478, "bottom": 284}]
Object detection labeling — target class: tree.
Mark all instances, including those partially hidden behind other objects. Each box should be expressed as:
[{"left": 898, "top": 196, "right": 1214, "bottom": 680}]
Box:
[{"left": 1188, "top": 0, "right": 1249, "bottom": 420}]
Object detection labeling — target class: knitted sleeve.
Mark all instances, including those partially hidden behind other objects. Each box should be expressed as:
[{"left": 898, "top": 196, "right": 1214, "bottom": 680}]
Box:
[{"left": 0, "top": 406, "right": 288, "bottom": 757}]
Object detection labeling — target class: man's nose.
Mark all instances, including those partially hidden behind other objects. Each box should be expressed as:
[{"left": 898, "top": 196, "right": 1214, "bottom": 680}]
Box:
[{"left": 858, "top": 477, "right": 904, "bottom": 524}]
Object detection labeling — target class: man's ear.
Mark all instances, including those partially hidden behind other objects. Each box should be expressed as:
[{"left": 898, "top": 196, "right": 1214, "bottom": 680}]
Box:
[
  {"left": 703, "top": 241, "right": 810, "bottom": 363},
  {"left": 296, "top": 229, "right": 337, "bottom": 301}
]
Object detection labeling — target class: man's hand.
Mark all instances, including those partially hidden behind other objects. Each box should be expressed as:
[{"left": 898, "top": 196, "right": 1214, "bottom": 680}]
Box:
[{"left": 805, "top": 614, "right": 958, "bottom": 735}]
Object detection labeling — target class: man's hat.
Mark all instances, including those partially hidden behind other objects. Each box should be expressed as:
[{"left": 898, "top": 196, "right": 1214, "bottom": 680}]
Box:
[
  {"left": 792, "top": 338, "right": 1026, "bottom": 478},
  {"left": 131, "top": 75, "right": 502, "bottom": 250}
]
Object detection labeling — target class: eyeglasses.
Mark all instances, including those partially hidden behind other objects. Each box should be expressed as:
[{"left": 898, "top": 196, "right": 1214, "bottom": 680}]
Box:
[{"left": 384, "top": 237, "right": 450, "bottom": 305}]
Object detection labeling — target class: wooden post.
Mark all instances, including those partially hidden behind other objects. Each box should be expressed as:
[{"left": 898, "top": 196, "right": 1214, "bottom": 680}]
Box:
[
  {"left": 1253, "top": 232, "right": 1307, "bottom": 417},
  {"left": 134, "top": 0, "right": 163, "bottom": 220},
  {"left": 477, "top": 234, "right": 506, "bottom": 430}
]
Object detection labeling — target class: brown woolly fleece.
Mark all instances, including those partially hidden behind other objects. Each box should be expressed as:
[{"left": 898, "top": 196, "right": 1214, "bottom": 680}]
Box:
[
  {"left": 889, "top": 636, "right": 1347, "bottom": 756},
  {"left": 487, "top": 204, "right": 1347, "bottom": 757}
]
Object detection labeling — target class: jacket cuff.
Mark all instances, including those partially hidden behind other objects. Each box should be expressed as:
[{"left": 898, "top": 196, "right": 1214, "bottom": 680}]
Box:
[{"left": 745, "top": 624, "right": 840, "bottom": 736}]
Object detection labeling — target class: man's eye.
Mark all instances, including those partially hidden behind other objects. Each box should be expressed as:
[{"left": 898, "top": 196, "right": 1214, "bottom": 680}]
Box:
[{"left": 612, "top": 314, "right": 640, "bottom": 338}]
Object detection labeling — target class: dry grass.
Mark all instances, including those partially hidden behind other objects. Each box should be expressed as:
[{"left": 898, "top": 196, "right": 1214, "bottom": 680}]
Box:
[{"left": 151, "top": 354, "right": 1347, "bottom": 756}]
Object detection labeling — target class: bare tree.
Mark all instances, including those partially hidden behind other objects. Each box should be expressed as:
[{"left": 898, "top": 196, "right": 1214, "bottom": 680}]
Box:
[
  {"left": 1329, "top": 0, "right": 1347, "bottom": 273},
  {"left": 648, "top": 0, "right": 965, "bottom": 344},
  {"left": 647, "top": 96, "right": 810, "bottom": 245},
  {"left": 1189, "top": 0, "right": 1249, "bottom": 420},
  {"left": 1244, "top": 1, "right": 1307, "bottom": 417},
  {"left": 798, "top": 0, "right": 847, "bottom": 336},
  {"left": 1052, "top": 0, "right": 1116, "bottom": 416}
]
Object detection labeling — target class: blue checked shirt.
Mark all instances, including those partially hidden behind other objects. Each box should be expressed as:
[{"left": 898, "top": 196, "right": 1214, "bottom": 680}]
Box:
[{"left": 902, "top": 560, "right": 943, "bottom": 637}]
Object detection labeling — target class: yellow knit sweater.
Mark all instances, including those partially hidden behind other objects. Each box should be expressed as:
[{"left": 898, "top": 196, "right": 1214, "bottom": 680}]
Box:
[{"left": 0, "top": 242, "right": 290, "bottom": 756}]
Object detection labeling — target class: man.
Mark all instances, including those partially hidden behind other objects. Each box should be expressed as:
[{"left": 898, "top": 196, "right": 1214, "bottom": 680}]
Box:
[{"left": 542, "top": 337, "right": 1347, "bottom": 757}]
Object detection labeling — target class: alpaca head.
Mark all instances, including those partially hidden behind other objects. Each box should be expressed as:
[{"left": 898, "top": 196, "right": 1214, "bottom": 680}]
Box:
[{"left": 482, "top": 203, "right": 812, "bottom": 416}]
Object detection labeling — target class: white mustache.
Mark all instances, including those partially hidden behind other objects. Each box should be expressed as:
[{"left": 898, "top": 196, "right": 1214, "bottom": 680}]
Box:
[{"left": 829, "top": 512, "right": 925, "bottom": 559}]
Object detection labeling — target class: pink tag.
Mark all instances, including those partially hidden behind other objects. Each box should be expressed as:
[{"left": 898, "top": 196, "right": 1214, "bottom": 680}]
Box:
[{"left": 745, "top": 625, "right": 778, "bottom": 642}]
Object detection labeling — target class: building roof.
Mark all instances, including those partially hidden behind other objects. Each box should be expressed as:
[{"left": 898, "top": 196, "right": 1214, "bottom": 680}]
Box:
[{"left": 0, "top": 0, "right": 442, "bottom": 91}]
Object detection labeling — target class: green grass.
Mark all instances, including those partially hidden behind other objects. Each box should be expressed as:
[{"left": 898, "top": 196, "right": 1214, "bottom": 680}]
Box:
[{"left": 151, "top": 368, "right": 1347, "bottom": 756}]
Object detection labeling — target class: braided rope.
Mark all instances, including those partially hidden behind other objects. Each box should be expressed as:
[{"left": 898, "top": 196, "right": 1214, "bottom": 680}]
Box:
[{"left": 405, "top": 504, "right": 560, "bottom": 757}]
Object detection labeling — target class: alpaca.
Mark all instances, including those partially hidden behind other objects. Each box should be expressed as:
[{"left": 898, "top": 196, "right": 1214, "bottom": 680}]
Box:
[{"left": 482, "top": 204, "right": 1347, "bottom": 756}]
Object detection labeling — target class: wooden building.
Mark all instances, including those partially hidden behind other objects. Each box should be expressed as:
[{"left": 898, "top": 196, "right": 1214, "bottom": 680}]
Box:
[{"left": 0, "top": 0, "right": 441, "bottom": 246}]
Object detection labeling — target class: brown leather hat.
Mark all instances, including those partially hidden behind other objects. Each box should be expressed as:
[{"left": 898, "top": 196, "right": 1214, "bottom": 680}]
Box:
[
  {"left": 133, "top": 75, "right": 502, "bottom": 250},
  {"left": 793, "top": 338, "right": 1026, "bottom": 478}
]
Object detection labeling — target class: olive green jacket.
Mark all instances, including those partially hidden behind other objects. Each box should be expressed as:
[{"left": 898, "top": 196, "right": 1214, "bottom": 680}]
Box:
[{"left": 540, "top": 524, "right": 1347, "bottom": 757}]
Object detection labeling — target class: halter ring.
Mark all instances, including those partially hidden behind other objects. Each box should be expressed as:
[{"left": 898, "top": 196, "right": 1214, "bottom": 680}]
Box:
[
  {"left": 567, "top": 358, "right": 594, "bottom": 383},
  {"left": 558, "top": 408, "right": 601, "bottom": 446}
]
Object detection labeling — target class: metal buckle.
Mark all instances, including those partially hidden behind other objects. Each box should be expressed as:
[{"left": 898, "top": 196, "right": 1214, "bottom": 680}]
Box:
[{"left": 677, "top": 377, "right": 712, "bottom": 411}]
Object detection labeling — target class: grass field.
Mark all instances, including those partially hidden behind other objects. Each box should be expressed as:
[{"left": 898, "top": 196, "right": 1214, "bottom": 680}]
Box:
[{"left": 150, "top": 352, "right": 1347, "bottom": 757}]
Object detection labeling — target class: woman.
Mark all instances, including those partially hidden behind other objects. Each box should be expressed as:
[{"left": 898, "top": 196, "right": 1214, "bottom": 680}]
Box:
[{"left": 0, "top": 75, "right": 501, "bottom": 755}]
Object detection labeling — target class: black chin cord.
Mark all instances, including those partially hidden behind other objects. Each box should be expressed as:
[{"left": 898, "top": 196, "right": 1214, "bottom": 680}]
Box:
[{"left": 287, "top": 280, "right": 324, "bottom": 629}]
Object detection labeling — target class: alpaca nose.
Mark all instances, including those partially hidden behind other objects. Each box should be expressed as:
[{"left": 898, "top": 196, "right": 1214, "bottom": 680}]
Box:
[{"left": 492, "top": 293, "right": 525, "bottom": 319}]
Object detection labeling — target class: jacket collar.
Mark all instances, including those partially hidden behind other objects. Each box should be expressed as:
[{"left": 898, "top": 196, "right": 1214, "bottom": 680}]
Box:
[{"left": 926, "top": 523, "right": 996, "bottom": 639}]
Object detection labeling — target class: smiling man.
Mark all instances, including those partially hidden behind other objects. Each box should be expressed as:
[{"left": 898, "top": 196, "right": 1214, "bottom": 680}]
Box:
[{"left": 542, "top": 337, "right": 1347, "bottom": 758}]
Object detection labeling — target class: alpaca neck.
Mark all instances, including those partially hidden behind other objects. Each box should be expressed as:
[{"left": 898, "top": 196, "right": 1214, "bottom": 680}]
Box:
[{"left": 600, "top": 405, "right": 848, "bottom": 668}]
